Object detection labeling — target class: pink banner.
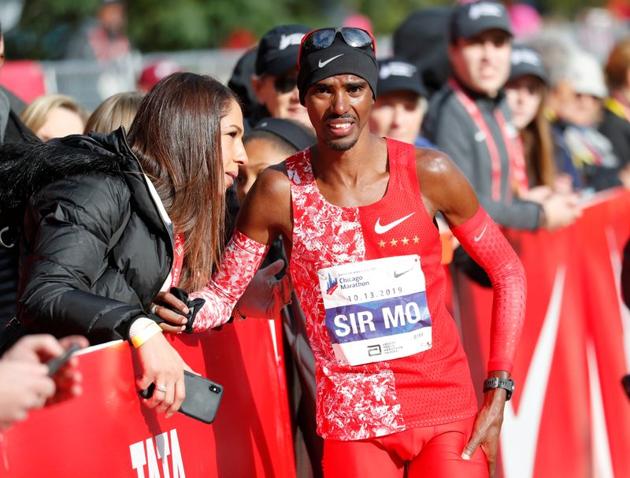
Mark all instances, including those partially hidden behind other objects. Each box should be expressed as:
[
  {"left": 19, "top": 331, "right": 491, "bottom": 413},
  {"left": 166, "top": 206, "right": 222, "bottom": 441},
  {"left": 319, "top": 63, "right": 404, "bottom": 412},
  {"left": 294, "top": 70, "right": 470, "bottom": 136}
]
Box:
[
  {"left": 0, "top": 319, "right": 295, "bottom": 478},
  {"left": 456, "top": 189, "right": 630, "bottom": 478}
]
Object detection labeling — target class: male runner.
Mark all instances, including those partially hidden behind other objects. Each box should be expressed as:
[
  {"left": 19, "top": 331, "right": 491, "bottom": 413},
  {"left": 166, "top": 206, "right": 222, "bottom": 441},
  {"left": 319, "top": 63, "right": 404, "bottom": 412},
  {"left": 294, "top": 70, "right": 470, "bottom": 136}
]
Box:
[{"left": 162, "top": 27, "right": 525, "bottom": 478}]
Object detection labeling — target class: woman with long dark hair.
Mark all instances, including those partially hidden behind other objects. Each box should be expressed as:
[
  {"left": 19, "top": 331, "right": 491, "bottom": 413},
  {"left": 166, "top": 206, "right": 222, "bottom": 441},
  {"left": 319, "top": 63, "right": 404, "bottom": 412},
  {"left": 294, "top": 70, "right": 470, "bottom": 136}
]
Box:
[{"left": 3, "top": 73, "right": 247, "bottom": 415}]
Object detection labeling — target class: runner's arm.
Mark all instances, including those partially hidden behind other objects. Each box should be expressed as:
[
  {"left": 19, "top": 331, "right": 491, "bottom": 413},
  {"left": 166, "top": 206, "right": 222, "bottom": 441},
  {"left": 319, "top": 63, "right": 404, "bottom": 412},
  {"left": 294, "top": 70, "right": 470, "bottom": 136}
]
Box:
[
  {"left": 189, "top": 168, "right": 292, "bottom": 331},
  {"left": 417, "top": 150, "right": 525, "bottom": 373}
]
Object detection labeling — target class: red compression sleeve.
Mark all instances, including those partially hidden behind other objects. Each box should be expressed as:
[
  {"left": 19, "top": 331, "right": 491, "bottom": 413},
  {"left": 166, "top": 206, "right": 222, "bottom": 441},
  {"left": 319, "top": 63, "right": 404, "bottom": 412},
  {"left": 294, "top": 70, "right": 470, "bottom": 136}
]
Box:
[
  {"left": 451, "top": 207, "right": 526, "bottom": 372},
  {"left": 190, "top": 230, "right": 269, "bottom": 331}
]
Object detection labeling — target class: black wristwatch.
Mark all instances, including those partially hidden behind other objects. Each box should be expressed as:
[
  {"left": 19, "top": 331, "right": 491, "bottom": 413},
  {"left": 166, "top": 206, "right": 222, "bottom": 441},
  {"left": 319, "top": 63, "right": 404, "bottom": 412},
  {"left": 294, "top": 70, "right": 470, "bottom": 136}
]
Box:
[{"left": 483, "top": 377, "right": 514, "bottom": 400}]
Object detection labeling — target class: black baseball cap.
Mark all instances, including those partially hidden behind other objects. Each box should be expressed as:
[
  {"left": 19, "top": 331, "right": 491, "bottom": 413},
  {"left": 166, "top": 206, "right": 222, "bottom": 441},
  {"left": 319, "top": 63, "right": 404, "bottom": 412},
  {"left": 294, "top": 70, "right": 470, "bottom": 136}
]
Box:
[
  {"left": 377, "top": 58, "right": 427, "bottom": 98},
  {"left": 228, "top": 47, "right": 259, "bottom": 117},
  {"left": 251, "top": 118, "right": 315, "bottom": 152},
  {"left": 393, "top": 8, "right": 452, "bottom": 97},
  {"left": 509, "top": 45, "right": 548, "bottom": 84},
  {"left": 255, "top": 25, "right": 310, "bottom": 76},
  {"left": 450, "top": 1, "right": 513, "bottom": 43}
]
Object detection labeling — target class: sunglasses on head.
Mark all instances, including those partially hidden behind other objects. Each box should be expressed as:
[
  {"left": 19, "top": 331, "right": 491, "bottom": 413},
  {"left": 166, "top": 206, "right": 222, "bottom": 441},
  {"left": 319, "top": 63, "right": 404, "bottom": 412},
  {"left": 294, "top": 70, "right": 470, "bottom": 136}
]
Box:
[
  {"left": 298, "top": 27, "right": 376, "bottom": 67},
  {"left": 273, "top": 75, "right": 298, "bottom": 94}
]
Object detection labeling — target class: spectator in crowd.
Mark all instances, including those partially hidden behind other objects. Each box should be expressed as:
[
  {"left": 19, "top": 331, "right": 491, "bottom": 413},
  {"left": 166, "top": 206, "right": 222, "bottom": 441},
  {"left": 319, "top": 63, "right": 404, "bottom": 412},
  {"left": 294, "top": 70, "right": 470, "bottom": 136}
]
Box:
[
  {"left": 251, "top": 25, "right": 312, "bottom": 129},
  {"left": 369, "top": 57, "right": 433, "bottom": 147},
  {"left": 505, "top": 45, "right": 578, "bottom": 208},
  {"left": 547, "top": 49, "right": 630, "bottom": 191},
  {"left": 20, "top": 94, "right": 87, "bottom": 141},
  {"left": 137, "top": 60, "right": 182, "bottom": 93},
  {"left": 238, "top": 118, "right": 315, "bottom": 202},
  {"left": 505, "top": 45, "right": 554, "bottom": 189},
  {"left": 66, "top": 0, "right": 131, "bottom": 62},
  {"left": 393, "top": 7, "right": 452, "bottom": 98},
  {"left": 423, "top": 1, "right": 577, "bottom": 231},
  {"left": 0, "top": 334, "right": 87, "bottom": 429},
  {"left": 0, "top": 73, "right": 257, "bottom": 417},
  {"left": 84, "top": 91, "right": 144, "bottom": 134},
  {"left": 600, "top": 37, "right": 630, "bottom": 166},
  {"left": 228, "top": 47, "right": 260, "bottom": 127}
]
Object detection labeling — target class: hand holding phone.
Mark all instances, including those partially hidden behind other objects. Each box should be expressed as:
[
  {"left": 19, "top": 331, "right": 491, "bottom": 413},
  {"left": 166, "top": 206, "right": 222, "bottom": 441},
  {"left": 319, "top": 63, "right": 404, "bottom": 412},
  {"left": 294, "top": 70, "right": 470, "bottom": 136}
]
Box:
[
  {"left": 47, "top": 343, "right": 81, "bottom": 377},
  {"left": 139, "top": 371, "right": 223, "bottom": 424},
  {"left": 179, "top": 371, "right": 223, "bottom": 424}
]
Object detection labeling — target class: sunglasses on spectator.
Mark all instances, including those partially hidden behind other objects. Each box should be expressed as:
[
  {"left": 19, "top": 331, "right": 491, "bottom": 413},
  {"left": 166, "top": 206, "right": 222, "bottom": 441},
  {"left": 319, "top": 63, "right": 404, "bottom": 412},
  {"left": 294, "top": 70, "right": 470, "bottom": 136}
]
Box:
[
  {"left": 273, "top": 75, "right": 298, "bottom": 94},
  {"left": 298, "top": 27, "right": 376, "bottom": 68}
]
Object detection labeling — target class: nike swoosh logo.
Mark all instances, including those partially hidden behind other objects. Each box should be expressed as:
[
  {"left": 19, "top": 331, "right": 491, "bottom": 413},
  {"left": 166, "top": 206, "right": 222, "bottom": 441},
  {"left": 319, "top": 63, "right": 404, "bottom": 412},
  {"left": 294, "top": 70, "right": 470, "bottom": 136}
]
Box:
[
  {"left": 394, "top": 267, "right": 413, "bottom": 279},
  {"left": 318, "top": 54, "right": 344, "bottom": 68},
  {"left": 474, "top": 224, "right": 488, "bottom": 242},
  {"left": 374, "top": 213, "right": 415, "bottom": 235}
]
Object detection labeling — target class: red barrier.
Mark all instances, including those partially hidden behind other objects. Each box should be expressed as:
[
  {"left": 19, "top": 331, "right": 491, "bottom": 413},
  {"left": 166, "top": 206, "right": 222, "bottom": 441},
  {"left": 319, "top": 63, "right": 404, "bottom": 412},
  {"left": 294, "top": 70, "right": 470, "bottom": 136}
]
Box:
[
  {"left": 455, "top": 189, "right": 630, "bottom": 478},
  {"left": 0, "top": 319, "right": 295, "bottom": 478},
  {"left": 3, "top": 191, "right": 630, "bottom": 478}
]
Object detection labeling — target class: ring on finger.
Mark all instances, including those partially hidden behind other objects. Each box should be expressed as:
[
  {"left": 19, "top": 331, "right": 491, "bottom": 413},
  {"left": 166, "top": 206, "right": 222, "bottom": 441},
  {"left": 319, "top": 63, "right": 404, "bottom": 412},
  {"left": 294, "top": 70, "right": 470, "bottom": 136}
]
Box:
[
  {"left": 155, "top": 384, "right": 167, "bottom": 393},
  {"left": 150, "top": 304, "right": 158, "bottom": 315}
]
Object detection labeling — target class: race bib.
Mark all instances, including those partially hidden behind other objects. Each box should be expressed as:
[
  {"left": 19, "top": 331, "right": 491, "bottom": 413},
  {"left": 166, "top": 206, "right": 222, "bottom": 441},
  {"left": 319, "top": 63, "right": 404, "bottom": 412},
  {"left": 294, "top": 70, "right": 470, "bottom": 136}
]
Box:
[{"left": 317, "top": 255, "right": 432, "bottom": 366}]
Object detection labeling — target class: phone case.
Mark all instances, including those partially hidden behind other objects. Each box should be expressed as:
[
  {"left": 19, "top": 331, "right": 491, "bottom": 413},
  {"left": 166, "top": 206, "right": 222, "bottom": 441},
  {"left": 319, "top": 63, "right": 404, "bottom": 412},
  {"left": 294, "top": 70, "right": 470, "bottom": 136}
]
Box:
[{"left": 179, "top": 370, "right": 224, "bottom": 424}]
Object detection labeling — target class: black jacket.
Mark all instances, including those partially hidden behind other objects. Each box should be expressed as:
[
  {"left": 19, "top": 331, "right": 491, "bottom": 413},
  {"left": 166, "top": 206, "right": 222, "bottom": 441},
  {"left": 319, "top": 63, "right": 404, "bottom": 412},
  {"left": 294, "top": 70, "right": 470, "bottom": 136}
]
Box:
[
  {"left": 1, "top": 129, "right": 173, "bottom": 344},
  {"left": 423, "top": 81, "right": 542, "bottom": 230},
  {"left": 0, "top": 100, "right": 38, "bottom": 345}
]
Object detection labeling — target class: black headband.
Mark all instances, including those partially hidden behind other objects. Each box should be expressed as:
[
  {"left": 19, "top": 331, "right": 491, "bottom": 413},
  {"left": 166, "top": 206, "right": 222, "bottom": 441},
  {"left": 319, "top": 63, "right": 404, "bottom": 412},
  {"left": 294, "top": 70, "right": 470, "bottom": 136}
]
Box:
[{"left": 297, "top": 36, "right": 378, "bottom": 105}]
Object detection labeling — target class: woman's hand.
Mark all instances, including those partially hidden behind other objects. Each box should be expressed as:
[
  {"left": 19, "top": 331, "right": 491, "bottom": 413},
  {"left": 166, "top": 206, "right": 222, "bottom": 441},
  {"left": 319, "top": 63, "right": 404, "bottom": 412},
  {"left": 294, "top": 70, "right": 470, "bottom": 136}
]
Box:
[{"left": 134, "top": 333, "right": 189, "bottom": 418}]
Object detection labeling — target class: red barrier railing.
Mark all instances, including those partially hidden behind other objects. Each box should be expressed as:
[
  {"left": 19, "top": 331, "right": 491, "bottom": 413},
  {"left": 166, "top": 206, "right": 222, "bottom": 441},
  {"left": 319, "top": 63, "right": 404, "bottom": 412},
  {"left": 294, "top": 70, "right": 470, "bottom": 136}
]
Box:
[
  {"left": 0, "top": 319, "right": 296, "bottom": 477},
  {"left": 3, "top": 190, "right": 630, "bottom": 478},
  {"left": 455, "top": 189, "right": 630, "bottom": 478}
]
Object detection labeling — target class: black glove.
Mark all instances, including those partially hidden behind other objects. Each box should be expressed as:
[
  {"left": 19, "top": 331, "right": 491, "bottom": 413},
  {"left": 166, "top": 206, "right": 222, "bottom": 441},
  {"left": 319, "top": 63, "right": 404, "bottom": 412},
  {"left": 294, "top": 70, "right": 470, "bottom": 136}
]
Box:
[{"left": 166, "top": 287, "right": 206, "bottom": 334}]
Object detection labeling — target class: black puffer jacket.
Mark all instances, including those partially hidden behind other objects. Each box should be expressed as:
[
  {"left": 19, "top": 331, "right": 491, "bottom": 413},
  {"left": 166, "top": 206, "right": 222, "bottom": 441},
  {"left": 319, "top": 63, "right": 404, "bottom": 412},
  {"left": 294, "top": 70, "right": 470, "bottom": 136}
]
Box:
[
  {"left": 0, "top": 104, "right": 38, "bottom": 344},
  {"left": 1, "top": 129, "right": 173, "bottom": 344}
]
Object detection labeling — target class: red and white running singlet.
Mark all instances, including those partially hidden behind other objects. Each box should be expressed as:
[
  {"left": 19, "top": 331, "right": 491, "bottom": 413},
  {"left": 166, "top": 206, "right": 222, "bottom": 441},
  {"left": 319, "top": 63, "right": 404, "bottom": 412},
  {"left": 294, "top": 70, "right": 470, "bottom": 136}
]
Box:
[{"left": 287, "top": 139, "right": 478, "bottom": 441}]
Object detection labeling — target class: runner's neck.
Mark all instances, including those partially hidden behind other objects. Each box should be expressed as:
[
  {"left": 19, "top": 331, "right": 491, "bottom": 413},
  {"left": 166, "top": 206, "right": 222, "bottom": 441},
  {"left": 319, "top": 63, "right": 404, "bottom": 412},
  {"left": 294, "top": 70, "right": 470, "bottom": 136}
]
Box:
[{"left": 312, "top": 134, "right": 386, "bottom": 186}]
